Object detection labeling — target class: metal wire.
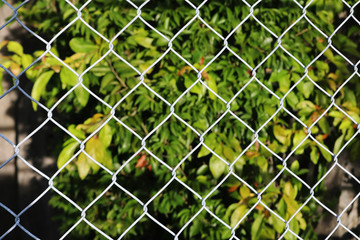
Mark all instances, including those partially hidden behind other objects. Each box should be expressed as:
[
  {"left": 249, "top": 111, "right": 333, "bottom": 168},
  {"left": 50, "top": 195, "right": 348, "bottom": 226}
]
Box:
[{"left": 0, "top": 0, "right": 360, "bottom": 239}]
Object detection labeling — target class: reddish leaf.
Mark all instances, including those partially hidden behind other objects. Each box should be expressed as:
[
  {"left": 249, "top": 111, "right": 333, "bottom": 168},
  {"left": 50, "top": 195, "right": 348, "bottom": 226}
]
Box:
[
  {"left": 228, "top": 185, "right": 239, "bottom": 193},
  {"left": 135, "top": 155, "right": 147, "bottom": 169},
  {"left": 322, "top": 134, "right": 329, "bottom": 140},
  {"left": 147, "top": 164, "right": 152, "bottom": 171},
  {"left": 246, "top": 151, "right": 258, "bottom": 158},
  {"left": 247, "top": 69, "right": 252, "bottom": 77},
  {"left": 199, "top": 56, "right": 204, "bottom": 65},
  {"left": 201, "top": 71, "right": 209, "bottom": 80}
]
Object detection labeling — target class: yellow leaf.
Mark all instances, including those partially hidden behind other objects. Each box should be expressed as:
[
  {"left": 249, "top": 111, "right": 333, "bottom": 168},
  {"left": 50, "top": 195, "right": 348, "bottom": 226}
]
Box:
[
  {"left": 207, "top": 74, "right": 218, "bottom": 100},
  {"left": 77, "top": 152, "right": 90, "bottom": 180},
  {"left": 209, "top": 155, "right": 226, "bottom": 179},
  {"left": 239, "top": 185, "right": 250, "bottom": 199},
  {"left": 57, "top": 141, "right": 79, "bottom": 169},
  {"left": 283, "top": 194, "right": 299, "bottom": 216},
  {"left": 84, "top": 137, "right": 113, "bottom": 172},
  {"left": 273, "top": 125, "right": 291, "bottom": 145},
  {"left": 31, "top": 71, "right": 55, "bottom": 110},
  {"left": 223, "top": 146, "right": 236, "bottom": 162},
  {"left": 230, "top": 205, "right": 248, "bottom": 228},
  {"left": 99, "top": 124, "right": 113, "bottom": 148}
]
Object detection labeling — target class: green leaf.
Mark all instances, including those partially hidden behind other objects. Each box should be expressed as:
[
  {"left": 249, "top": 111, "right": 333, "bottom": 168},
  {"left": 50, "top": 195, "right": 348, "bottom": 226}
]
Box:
[
  {"left": 185, "top": 77, "right": 202, "bottom": 97},
  {"left": 270, "top": 215, "right": 284, "bottom": 233},
  {"left": 296, "top": 100, "right": 316, "bottom": 111},
  {"left": 284, "top": 230, "right": 297, "bottom": 240},
  {"left": 318, "top": 145, "right": 332, "bottom": 162},
  {"left": 256, "top": 156, "right": 268, "bottom": 172},
  {"left": 318, "top": 117, "right": 330, "bottom": 134},
  {"left": 100, "top": 73, "right": 115, "bottom": 93},
  {"left": 197, "top": 146, "right": 210, "bottom": 158},
  {"left": 68, "top": 124, "right": 86, "bottom": 140},
  {"left": 278, "top": 198, "right": 287, "bottom": 218},
  {"left": 21, "top": 54, "right": 33, "bottom": 68},
  {"left": 209, "top": 155, "right": 226, "bottom": 179},
  {"left": 310, "top": 146, "right": 319, "bottom": 164},
  {"left": 230, "top": 205, "right": 247, "bottom": 228},
  {"left": 239, "top": 185, "right": 250, "bottom": 199},
  {"left": 99, "top": 124, "right": 113, "bottom": 148},
  {"left": 196, "top": 165, "right": 208, "bottom": 175},
  {"left": 328, "top": 110, "right": 343, "bottom": 119},
  {"left": 207, "top": 74, "right": 218, "bottom": 100},
  {"left": 286, "top": 91, "right": 299, "bottom": 109},
  {"left": 134, "top": 35, "right": 153, "bottom": 48},
  {"left": 74, "top": 76, "right": 90, "bottom": 107},
  {"left": 260, "top": 226, "right": 275, "bottom": 239},
  {"left": 31, "top": 71, "right": 55, "bottom": 110},
  {"left": 302, "top": 81, "right": 314, "bottom": 98},
  {"left": 193, "top": 118, "right": 208, "bottom": 131},
  {"left": 292, "top": 130, "right": 306, "bottom": 153},
  {"left": 60, "top": 67, "right": 78, "bottom": 87},
  {"left": 290, "top": 160, "right": 299, "bottom": 172},
  {"left": 283, "top": 194, "right": 299, "bottom": 216},
  {"left": 285, "top": 220, "right": 299, "bottom": 240},
  {"left": 333, "top": 134, "right": 345, "bottom": 155},
  {"left": 57, "top": 140, "right": 79, "bottom": 169},
  {"left": 63, "top": 8, "right": 75, "bottom": 20},
  {"left": 339, "top": 119, "right": 352, "bottom": 132},
  {"left": 229, "top": 138, "right": 242, "bottom": 153},
  {"left": 69, "top": 38, "right": 98, "bottom": 53},
  {"left": 84, "top": 137, "right": 113, "bottom": 172},
  {"left": 189, "top": 219, "right": 201, "bottom": 238},
  {"left": 284, "top": 181, "right": 297, "bottom": 199},
  {"left": 7, "top": 41, "right": 23, "bottom": 55},
  {"left": 315, "top": 61, "right": 329, "bottom": 73},
  {"left": 251, "top": 214, "right": 264, "bottom": 240},
  {"left": 223, "top": 146, "right": 236, "bottom": 162},
  {"left": 273, "top": 125, "right": 291, "bottom": 145},
  {"left": 198, "top": 133, "right": 217, "bottom": 158},
  {"left": 77, "top": 152, "right": 91, "bottom": 180},
  {"left": 269, "top": 70, "right": 289, "bottom": 93}
]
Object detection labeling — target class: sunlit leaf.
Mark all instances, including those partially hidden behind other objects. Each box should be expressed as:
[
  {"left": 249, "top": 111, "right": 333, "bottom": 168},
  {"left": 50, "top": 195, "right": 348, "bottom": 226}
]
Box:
[
  {"left": 251, "top": 214, "right": 264, "bottom": 240},
  {"left": 57, "top": 140, "right": 79, "bottom": 169},
  {"left": 69, "top": 38, "right": 98, "bottom": 53},
  {"left": 7, "top": 41, "right": 23, "bottom": 55},
  {"left": 60, "top": 67, "right": 78, "bottom": 87},
  {"left": 77, "top": 152, "right": 91, "bottom": 180},
  {"left": 99, "top": 124, "right": 113, "bottom": 148},
  {"left": 230, "top": 205, "right": 247, "bottom": 228},
  {"left": 31, "top": 71, "right": 55, "bottom": 110},
  {"left": 209, "top": 155, "right": 226, "bottom": 179}
]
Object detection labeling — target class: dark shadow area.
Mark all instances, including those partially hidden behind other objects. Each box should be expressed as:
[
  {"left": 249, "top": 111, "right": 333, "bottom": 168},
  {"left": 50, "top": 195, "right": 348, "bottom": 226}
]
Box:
[{"left": 0, "top": 22, "right": 62, "bottom": 239}]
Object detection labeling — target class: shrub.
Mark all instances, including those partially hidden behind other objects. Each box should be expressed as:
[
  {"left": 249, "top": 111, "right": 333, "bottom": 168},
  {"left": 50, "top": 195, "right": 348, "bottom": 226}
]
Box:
[{"left": 1, "top": 0, "right": 360, "bottom": 239}]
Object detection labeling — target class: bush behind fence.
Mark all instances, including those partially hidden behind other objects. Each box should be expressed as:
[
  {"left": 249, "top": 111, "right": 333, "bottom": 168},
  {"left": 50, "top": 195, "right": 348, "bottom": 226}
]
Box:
[{"left": 1, "top": 0, "right": 360, "bottom": 239}]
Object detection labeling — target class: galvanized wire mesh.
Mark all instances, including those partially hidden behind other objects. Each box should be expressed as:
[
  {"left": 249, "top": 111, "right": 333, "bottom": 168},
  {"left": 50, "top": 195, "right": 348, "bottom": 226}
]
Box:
[{"left": 0, "top": 0, "right": 360, "bottom": 239}]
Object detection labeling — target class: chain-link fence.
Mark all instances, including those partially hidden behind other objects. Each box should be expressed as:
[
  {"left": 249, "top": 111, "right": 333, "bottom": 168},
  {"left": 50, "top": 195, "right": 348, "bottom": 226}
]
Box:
[{"left": 1, "top": 0, "right": 360, "bottom": 239}]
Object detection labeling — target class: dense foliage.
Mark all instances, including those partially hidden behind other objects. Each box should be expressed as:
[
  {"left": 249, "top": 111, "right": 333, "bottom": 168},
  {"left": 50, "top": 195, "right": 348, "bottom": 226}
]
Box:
[{"left": 1, "top": 0, "right": 360, "bottom": 239}]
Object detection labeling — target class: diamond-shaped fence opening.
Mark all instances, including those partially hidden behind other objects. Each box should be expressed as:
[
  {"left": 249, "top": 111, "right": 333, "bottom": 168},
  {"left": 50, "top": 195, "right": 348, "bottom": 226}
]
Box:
[
  {"left": 1, "top": 0, "right": 360, "bottom": 239},
  {"left": 228, "top": 16, "right": 278, "bottom": 69},
  {"left": 143, "top": 51, "right": 199, "bottom": 103},
  {"left": 305, "top": 0, "right": 351, "bottom": 37},
  {"left": 174, "top": 83, "right": 227, "bottom": 134},
  {"left": 146, "top": 115, "right": 200, "bottom": 168},
  {"left": 115, "top": 85, "right": 171, "bottom": 138},
  {"left": 171, "top": 19, "right": 224, "bottom": 69},
  {"left": 140, "top": 0, "right": 197, "bottom": 38},
  {"left": 253, "top": 0, "right": 303, "bottom": 37}
]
